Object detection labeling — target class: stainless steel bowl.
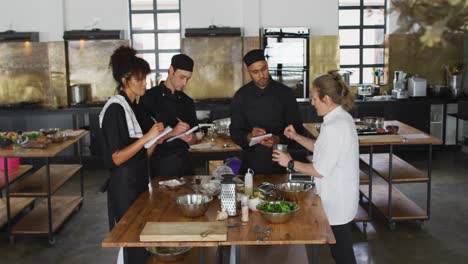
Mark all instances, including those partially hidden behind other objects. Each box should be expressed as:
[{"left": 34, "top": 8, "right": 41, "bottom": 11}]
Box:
[
  {"left": 362, "top": 116, "right": 384, "bottom": 129},
  {"left": 256, "top": 201, "right": 299, "bottom": 224},
  {"left": 176, "top": 194, "right": 213, "bottom": 217},
  {"left": 146, "top": 247, "right": 192, "bottom": 262},
  {"left": 275, "top": 182, "right": 314, "bottom": 202},
  {"left": 46, "top": 133, "right": 67, "bottom": 143},
  {"left": 40, "top": 128, "right": 60, "bottom": 136}
]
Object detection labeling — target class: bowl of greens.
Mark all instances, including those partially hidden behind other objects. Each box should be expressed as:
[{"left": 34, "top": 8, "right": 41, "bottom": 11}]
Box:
[{"left": 256, "top": 201, "right": 299, "bottom": 224}]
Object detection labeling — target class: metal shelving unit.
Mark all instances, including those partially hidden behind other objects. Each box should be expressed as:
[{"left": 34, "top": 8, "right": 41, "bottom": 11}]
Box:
[
  {"left": 1, "top": 131, "right": 88, "bottom": 245},
  {"left": 359, "top": 145, "right": 432, "bottom": 230}
]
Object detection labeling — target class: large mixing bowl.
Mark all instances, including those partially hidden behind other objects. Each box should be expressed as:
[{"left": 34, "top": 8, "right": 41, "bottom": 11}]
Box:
[
  {"left": 176, "top": 194, "right": 213, "bottom": 217},
  {"left": 275, "top": 182, "right": 314, "bottom": 202},
  {"left": 256, "top": 201, "right": 299, "bottom": 224},
  {"left": 146, "top": 247, "right": 192, "bottom": 262}
]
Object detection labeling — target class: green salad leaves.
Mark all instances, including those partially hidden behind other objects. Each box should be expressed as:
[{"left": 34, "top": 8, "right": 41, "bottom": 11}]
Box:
[{"left": 257, "top": 201, "right": 297, "bottom": 213}]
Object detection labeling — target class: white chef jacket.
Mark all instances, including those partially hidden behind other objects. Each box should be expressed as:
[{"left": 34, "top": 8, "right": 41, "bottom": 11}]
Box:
[{"left": 313, "top": 106, "right": 359, "bottom": 225}]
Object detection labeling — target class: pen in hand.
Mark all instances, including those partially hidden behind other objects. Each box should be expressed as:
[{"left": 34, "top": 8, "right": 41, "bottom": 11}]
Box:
[{"left": 150, "top": 116, "right": 158, "bottom": 124}]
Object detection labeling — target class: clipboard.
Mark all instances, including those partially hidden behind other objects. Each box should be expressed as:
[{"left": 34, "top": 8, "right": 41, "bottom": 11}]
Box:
[
  {"left": 144, "top": 126, "right": 173, "bottom": 149},
  {"left": 248, "top": 133, "right": 272, "bottom": 147},
  {"left": 167, "top": 125, "right": 199, "bottom": 142}
]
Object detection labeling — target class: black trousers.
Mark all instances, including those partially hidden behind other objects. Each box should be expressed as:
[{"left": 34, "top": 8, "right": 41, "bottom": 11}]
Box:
[
  {"left": 329, "top": 222, "right": 357, "bottom": 264},
  {"left": 107, "top": 163, "right": 150, "bottom": 264}
]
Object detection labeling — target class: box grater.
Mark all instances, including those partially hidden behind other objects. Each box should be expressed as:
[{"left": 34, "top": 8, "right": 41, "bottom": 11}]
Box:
[{"left": 220, "top": 174, "right": 237, "bottom": 216}]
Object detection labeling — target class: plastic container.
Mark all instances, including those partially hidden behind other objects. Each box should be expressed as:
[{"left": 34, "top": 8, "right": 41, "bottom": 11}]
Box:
[
  {"left": 0, "top": 157, "right": 20, "bottom": 171},
  {"left": 244, "top": 168, "right": 254, "bottom": 196},
  {"left": 225, "top": 157, "right": 241, "bottom": 175}
]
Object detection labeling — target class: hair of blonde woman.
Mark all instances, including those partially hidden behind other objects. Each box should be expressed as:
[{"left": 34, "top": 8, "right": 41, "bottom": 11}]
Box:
[{"left": 312, "top": 71, "right": 355, "bottom": 111}]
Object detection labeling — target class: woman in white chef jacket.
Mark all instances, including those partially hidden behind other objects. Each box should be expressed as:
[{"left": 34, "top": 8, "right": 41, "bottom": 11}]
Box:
[{"left": 273, "top": 71, "right": 359, "bottom": 264}]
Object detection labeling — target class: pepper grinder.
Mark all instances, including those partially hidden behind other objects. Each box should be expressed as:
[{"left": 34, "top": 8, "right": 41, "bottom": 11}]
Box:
[{"left": 220, "top": 174, "right": 237, "bottom": 216}]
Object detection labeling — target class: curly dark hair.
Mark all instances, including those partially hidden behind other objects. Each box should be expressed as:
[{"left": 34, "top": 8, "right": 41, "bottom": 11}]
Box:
[{"left": 109, "top": 46, "right": 151, "bottom": 91}]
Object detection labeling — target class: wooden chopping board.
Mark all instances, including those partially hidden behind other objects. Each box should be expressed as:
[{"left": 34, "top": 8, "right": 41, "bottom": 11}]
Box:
[{"left": 140, "top": 222, "right": 227, "bottom": 242}]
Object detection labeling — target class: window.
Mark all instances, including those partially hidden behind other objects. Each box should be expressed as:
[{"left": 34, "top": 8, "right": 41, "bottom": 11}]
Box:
[
  {"left": 129, "top": 0, "right": 181, "bottom": 87},
  {"left": 339, "top": 0, "right": 387, "bottom": 84}
]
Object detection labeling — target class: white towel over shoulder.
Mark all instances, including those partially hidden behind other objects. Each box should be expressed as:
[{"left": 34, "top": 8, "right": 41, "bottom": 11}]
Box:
[{"left": 99, "top": 95, "right": 143, "bottom": 139}]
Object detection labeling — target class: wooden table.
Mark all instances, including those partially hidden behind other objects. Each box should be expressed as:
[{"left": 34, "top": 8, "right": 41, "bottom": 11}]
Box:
[
  {"left": 304, "top": 120, "right": 442, "bottom": 230},
  {"left": 102, "top": 174, "right": 335, "bottom": 263},
  {"left": 189, "top": 135, "right": 241, "bottom": 174},
  {"left": 0, "top": 130, "right": 88, "bottom": 244},
  {"left": 304, "top": 120, "right": 442, "bottom": 146}
]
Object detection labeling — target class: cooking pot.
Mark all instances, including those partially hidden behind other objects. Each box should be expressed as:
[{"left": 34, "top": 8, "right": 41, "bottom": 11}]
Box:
[
  {"left": 332, "top": 70, "right": 352, "bottom": 86},
  {"left": 70, "top": 84, "right": 90, "bottom": 104}
]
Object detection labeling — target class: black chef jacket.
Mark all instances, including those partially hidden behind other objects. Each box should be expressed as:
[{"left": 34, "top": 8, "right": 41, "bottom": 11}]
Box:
[
  {"left": 139, "top": 81, "right": 198, "bottom": 176},
  {"left": 100, "top": 91, "right": 151, "bottom": 264},
  {"left": 101, "top": 91, "right": 150, "bottom": 170},
  {"left": 229, "top": 80, "right": 304, "bottom": 174}
]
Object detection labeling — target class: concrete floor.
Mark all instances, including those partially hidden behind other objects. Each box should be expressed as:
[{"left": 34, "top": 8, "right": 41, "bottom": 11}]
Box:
[{"left": 1, "top": 149, "right": 467, "bottom": 264}]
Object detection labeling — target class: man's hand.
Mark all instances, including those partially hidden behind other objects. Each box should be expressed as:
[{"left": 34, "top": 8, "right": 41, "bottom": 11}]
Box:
[
  {"left": 272, "top": 149, "right": 292, "bottom": 167},
  {"left": 260, "top": 135, "right": 279, "bottom": 148},
  {"left": 180, "top": 133, "right": 194, "bottom": 143},
  {"left": 170, "top": 121, "right": 190, "bottom": 137},
  {"left": 246, "top": 127, "right": 266, "bottom": 142}
]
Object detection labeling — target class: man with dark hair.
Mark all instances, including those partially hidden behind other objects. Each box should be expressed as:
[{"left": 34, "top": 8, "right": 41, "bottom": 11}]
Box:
[
  {"left": 229, "top": 49, "right": 304, "bottom": 174},
  {"left": 140, "top": 54, "right": 197, "bottom": 177}
]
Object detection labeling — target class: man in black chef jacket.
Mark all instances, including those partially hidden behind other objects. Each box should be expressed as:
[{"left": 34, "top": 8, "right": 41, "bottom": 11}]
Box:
[
  {"left": 140, "top": 54, "right": 197, "bottom": 177},
  {"left": 229, "top": 49, "right": 304, "bottom": 174}
]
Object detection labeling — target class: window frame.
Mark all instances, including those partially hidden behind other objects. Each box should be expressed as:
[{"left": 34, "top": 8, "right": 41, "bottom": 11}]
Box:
[
  {"left": 339, "top": 0, "right": 387, "bottom": 84},
  {"left": 128, "top": 0, "right": 182, "bottom": 81}
]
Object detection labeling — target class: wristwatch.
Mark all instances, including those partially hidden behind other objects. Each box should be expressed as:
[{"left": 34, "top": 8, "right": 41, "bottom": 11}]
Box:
[{"left": 287, "top": 159, "right": 295, "bottom": 171}]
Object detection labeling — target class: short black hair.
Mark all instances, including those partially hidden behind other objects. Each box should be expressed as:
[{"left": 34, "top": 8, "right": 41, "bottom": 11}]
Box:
[
  {"left": 243, "top": 49, "right": 265, "bottom": 67},
  {"left": 171, "top": 54, "right": 194, "bottom": 72}
]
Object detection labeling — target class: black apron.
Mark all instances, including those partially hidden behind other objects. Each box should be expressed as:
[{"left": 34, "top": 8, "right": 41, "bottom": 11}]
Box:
[
  {"left": 150, "top": 150, "right": 194, "bottom": 177},
  {"left": 107, "top": 158, "right": 150, "bottom": 264},
  {"left": 240, "top": 145, "right": 286, "bottom": 174}
]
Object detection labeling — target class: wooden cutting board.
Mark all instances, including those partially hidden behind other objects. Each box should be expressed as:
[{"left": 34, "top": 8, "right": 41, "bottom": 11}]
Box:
[{"left": 140, "top": 222, "right": 227, "bottom": 242}]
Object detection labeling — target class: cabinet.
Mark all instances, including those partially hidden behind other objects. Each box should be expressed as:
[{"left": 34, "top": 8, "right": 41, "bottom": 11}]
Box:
[{"left": 0, "top": 130, "right": 88, "bottom": 244}]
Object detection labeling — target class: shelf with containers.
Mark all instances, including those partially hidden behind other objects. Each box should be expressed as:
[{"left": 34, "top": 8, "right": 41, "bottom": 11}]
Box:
[{"left": 0, "top": 130, "right": 88, "bottom": 245}]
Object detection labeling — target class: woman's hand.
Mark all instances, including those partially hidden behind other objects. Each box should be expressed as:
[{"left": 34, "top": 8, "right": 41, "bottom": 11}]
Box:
[
  {"left": 147, "top": 123, "right": 164, "bottom": 140},
  {"left": 284, "top": 125, "right": 298, "bottom": 141},
  {"left": 272, "top": 149, "right": 292, "bottom": 168}
]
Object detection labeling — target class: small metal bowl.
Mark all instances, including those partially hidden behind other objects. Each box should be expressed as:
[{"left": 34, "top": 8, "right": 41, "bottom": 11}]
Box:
[
  {"left": 256, "top": 201, "right": 299, "bottom": 224},
  {"left": 275, "top": 182, "right": 314, "bottom": 202},
  {"left": 46, "top": 133, "right": 67, "bottom": 143},
  {"left": 40, "top": 128, "right": 60, "bottom": 136},
  {"left": 146, "top": 247, "right": 192, "bottom": 262},
  {"left": 162, "top": 179, "right": 186, "bottom": 191},
  {"left": 176, "top": 194, "right": 213, "bottom": 217},
  {"left": 386, "top": 125, "right": 399, "bottom": 134}
]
